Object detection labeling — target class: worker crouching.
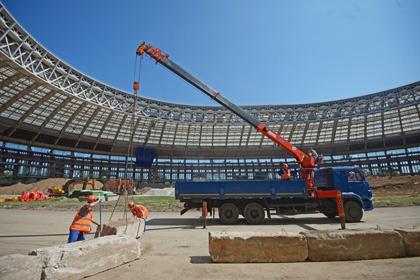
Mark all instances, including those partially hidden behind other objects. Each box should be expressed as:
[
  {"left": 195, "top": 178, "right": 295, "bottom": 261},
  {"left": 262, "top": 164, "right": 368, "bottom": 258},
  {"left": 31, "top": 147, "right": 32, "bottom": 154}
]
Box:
[
  {"left": 68, "top": 195, "right": 99, "bottom": 243},
  {"left": 128, "top": 202, "right": 148, "bottom": 236}
]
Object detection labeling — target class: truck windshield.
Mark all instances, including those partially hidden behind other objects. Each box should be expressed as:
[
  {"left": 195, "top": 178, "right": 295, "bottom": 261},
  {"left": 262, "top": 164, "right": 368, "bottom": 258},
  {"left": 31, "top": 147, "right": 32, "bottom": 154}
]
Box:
[{"left": 348, "top": 170, "right": 365, "bottom": 182}]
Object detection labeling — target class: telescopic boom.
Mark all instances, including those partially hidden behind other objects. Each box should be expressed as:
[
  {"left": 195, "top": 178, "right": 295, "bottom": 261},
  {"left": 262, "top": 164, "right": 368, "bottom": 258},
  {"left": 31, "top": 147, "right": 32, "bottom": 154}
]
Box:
[{"left": 135, "top": 42, "right": 347, "bottom": 229}]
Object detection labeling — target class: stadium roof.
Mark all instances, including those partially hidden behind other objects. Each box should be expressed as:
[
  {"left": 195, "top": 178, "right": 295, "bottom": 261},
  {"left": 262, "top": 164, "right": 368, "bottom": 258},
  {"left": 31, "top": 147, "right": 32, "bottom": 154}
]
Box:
[{"left": 0, "top": 4, "right": 419, "bottom": 158}]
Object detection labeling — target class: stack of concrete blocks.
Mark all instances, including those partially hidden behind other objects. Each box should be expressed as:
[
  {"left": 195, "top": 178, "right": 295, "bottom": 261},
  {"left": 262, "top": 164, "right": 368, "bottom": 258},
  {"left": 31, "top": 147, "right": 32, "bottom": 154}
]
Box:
[{"left": 209, "top": 227, "right": 420, "bottom": 263}]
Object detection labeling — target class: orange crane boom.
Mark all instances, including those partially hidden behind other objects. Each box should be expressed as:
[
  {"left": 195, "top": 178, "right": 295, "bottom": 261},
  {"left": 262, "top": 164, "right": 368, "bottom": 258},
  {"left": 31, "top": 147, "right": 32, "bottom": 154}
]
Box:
[{"left": 135, "top": 42, "right": 345, "bottom": 228}]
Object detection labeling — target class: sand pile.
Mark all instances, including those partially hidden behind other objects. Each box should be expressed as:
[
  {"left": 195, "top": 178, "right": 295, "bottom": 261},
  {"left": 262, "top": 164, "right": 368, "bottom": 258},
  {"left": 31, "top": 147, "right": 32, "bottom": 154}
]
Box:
[
  {"left": 0, "top": 178, "right": 104, "bottom": 195},
  {"left": 0, "top": 178, "right": 70, "bottom": 195},
  {"left": 142, "top": 187, "right": 174, "bottom": 196}
]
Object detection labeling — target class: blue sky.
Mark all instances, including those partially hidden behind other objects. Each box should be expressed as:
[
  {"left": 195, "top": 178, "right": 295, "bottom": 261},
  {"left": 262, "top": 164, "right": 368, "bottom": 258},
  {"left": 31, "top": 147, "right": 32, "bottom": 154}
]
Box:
[{"left": 3, "top": 0, "right": 420, "bottom": 106}]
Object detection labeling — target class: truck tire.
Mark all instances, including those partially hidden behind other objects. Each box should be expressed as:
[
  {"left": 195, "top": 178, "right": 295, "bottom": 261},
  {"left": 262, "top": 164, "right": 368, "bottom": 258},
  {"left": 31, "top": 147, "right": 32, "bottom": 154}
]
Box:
[
  {"left": 344, "top": 200, "right": 363, "bottom": 222},
  {"left": 219, "top": 203, "right": 239, "bottom": 225},
  {"left": 244, "top": 203, "right": 265, "bottom": 225}
]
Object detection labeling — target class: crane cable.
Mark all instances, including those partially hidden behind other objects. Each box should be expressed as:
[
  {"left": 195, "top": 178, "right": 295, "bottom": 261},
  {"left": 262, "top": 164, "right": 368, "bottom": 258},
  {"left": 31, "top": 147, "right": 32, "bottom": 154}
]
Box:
[
  {"left": 124, "top": 54, "right": 144, "bottom": 234},
  {"left": 108, "top": 54, "right": 144, "bottom": 232}
]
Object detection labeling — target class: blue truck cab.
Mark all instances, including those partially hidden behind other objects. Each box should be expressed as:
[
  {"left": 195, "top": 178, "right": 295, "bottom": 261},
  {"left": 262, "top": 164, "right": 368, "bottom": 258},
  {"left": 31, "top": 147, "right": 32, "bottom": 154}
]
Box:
[{"left": 175, "top": 166, "right": 373, "bottom": 225}]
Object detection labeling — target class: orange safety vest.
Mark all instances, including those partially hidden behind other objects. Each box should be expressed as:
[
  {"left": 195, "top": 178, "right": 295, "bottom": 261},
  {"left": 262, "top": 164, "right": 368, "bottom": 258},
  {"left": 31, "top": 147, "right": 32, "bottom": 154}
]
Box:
[
  {"left": 281, "top": 168, "right": 291, "bottom": 180},
  {"left": 130, "top": 205, "right": 148, "bottom": 219},
  {"left": 70, "top": 205, "right": 93, "bottom": 232}
]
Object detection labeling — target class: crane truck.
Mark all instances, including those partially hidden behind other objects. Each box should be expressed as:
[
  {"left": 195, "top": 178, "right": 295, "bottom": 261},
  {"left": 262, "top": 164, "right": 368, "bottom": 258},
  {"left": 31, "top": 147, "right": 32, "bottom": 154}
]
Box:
[{"left": 136, "top": 43, "right": 374, "bottom": 228}]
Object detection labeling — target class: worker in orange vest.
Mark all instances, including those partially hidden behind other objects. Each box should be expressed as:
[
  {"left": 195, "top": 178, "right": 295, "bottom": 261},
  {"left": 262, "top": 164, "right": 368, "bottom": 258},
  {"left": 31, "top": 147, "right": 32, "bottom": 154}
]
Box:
[
  {"left": 128, "top": 202, "right": 149, "bottom": 234},
  {"left": 279, "top": 163, "right": 291, "bottom": 180},
  {"left": 68, "top": 195, "right": 99, "bottom": 243}
]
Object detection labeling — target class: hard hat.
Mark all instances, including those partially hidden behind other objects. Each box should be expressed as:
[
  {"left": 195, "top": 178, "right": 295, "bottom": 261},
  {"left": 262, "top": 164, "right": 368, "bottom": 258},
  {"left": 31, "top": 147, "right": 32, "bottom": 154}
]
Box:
[
  {"left": 128, "top": 201, "right": 135, "bottom": 208},
  {"left": 87, "top": 195, "right": 97, "bottom": 203}
]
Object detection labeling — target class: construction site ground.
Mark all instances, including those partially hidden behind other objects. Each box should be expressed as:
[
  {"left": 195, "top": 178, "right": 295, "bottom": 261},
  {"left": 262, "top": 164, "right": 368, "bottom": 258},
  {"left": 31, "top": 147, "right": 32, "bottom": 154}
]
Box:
[{"left": 1, "top": 207, "right": 419, "bottom": 279}]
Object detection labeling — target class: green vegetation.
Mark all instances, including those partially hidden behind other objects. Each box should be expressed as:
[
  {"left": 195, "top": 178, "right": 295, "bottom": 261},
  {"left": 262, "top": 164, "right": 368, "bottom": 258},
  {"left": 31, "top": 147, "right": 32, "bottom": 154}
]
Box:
[
  {"left": 0, "top": 196, "right": 182, "bottom": 212},
  {"left": 132, "top": 196, "right": 182, "bottom": 211},
  {"left": 0, "top": 197, "right": 82, "bottom": 209},
  {"left": 2, "top": 195, "right": 420, "bottom": 211},
  {"left": 374, "top": 195, "right": 420, "bottom": 207}
]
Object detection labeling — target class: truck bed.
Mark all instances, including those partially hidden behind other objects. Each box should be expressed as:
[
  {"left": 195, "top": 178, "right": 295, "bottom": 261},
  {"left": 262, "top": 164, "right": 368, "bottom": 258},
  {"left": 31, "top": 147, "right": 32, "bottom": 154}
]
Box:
[{"left": 175, "top": 179, "right": 307, "bottom": 200}]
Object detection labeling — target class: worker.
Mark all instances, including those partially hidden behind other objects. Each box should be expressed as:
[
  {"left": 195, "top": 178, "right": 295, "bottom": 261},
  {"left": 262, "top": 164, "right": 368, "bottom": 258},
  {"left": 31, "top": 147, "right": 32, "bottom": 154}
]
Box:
[
  {"left": 279, "top": 163, "right": 291, "bottom": 180},
  {"left": 128, "top": 202, "right": 149, "bottom": 234},
  {"left": 68, "top": 195, "right": 99, "bottom": 243}
]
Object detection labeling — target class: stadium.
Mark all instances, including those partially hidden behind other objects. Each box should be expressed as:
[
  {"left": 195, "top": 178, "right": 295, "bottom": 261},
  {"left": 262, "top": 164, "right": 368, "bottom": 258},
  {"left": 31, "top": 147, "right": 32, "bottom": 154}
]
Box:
[
  {"left": 1, "top": 2, "right": 420, "bottom": 279},
  {"left": 0, "top": 5, "right": 419, "bottom": 186}
]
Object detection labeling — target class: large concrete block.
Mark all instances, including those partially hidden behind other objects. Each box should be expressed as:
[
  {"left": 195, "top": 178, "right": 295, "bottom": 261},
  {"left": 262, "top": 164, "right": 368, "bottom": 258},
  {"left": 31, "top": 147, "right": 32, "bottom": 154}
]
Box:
[
  {"left": 109, "top": 218, "right": 142, "bottom": 238},
  {"left": 0, "top": 254, "right": 43, "bottom": 280},
  {"left": 97, "top": 218, "right": 142, "bottom": 239},
  {"left": 395, "top": 228, "right": 420, "bottom": 257},
  {"left": 30, "top": 235, "right": 140, "bottom": 280},
  {"left": 303, "top": 229, "right": 405, "bottom": 261},
  {"left": 209, "top": 232, "right": 308, "bottom": 263}
]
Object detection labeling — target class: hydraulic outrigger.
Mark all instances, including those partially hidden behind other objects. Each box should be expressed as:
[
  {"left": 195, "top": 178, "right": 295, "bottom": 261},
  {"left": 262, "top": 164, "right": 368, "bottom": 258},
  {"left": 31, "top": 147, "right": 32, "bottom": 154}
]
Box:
[{"left": 135, "top": 42, "right": 346, "bottom": 229}]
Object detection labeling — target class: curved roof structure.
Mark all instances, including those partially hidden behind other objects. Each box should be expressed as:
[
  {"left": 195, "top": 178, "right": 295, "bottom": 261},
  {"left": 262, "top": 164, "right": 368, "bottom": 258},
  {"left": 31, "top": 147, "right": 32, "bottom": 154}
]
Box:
[{"left": 0, "top": 4, "right": 419, "bottom": 159}]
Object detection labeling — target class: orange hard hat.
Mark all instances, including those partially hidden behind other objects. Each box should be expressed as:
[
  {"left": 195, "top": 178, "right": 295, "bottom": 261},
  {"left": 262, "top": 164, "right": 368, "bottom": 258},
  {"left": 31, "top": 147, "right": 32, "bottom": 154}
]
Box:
[
  {"left": 87, "top": 195, "right": 97, "bottom": 203},
  {"left": 128, "top": 201, "right": 135, "bottom": 208}
]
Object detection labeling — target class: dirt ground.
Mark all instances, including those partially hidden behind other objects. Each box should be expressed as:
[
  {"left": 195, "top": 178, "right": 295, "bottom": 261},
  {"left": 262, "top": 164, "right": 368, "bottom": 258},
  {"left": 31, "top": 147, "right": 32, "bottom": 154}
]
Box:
[
  {"left": 1, "top": 207, "right": 420, "bottom": 279},
  {"left": 368, "top": 175, "right": 420, "bottom": 196}
]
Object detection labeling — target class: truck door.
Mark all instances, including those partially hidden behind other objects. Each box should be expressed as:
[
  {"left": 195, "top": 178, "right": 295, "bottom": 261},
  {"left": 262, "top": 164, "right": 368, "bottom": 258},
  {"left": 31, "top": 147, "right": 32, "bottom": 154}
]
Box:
[{"left": 346, "top": 170, "right": 368, "bottom": 194}]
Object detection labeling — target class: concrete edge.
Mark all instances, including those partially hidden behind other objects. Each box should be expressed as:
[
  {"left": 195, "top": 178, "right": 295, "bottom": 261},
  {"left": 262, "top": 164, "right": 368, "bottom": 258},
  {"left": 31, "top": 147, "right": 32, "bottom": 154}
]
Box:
[
  {"left": 0, "top": 254, "right": 43, "bottom": 280},
  {"left": 394, "top": 228, "right": 420, "bottom": 257}
]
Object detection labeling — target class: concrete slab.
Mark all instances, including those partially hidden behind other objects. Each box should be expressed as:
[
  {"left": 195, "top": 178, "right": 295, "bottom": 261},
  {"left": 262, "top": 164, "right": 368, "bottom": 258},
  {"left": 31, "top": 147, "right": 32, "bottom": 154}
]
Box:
[
  {"left": 30, "top": 235, "right": 140, "bottom": 280},
  {"left": 303, "top": 229, "right": 405, "bottom": 261},
  {"left": 209, "top": 231, "right": 307, "bottom": 263}
]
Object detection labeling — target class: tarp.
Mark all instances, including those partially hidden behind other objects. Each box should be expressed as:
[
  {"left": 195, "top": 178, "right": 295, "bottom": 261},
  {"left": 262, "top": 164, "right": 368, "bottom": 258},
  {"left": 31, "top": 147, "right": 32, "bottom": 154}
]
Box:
[{"left": 135, "top": 147, "right": 156, "bottom": 168}]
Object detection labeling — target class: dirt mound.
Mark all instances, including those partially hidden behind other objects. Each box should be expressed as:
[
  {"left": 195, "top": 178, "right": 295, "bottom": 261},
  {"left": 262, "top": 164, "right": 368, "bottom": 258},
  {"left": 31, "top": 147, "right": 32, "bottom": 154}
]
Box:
[
  {"left": 0, "top": 178, "right": 70, "bottom": 195},
  {"left": 368, "top": 175, "right": 420, "bottom": 196},
  {"left": 0, "top": 178, "right": 104, "bottom": 195}
]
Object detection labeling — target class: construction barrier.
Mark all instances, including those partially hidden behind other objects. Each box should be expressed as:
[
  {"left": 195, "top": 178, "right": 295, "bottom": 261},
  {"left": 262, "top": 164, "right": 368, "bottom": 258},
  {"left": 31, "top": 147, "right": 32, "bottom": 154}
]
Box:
[
  {"left": 209, "top": 232, "right": 308, "bottom": 263},
  {"left": 19, "top": 191, "right": 48, "bottom": 202},
  {"left": 303, "top": 229, "right": 405, "bottom": 261},
  {"left": 209, "top": 227, "right": 420, "bottom": 263}
]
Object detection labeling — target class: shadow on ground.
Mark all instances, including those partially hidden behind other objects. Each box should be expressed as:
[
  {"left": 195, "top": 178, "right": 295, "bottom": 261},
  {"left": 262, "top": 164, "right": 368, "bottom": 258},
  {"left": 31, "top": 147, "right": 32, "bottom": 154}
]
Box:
[
  {"left": 147, "top": 216, "right": 350, "bottom": 231},
  {"left": 190, "top": 256, "right": 212, "bottom": 264}
]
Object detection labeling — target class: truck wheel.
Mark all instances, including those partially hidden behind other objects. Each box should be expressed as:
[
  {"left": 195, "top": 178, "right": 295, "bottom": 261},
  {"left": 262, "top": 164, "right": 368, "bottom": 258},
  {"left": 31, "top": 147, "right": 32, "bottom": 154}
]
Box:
[
  {"left": 219, "top": 203, "right": 239, "bottom": 225},
  {"left": 344, "top": 201, "right": 363, "bottom": 222},
  {"left": 244, "top": 203, "right": 265, "bottom": 225}
]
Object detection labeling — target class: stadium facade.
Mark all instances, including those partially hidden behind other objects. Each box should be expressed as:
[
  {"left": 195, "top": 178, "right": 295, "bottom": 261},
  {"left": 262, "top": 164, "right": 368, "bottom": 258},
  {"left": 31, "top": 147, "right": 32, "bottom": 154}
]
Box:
[{"left": 0, "top": 4, "right": 419, "bottom": 186}]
